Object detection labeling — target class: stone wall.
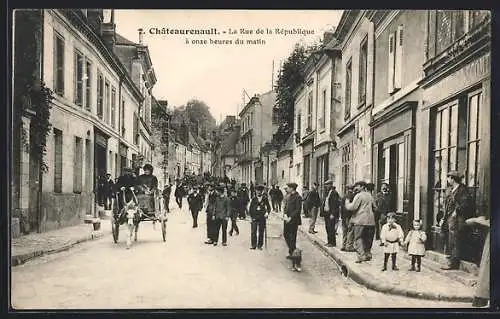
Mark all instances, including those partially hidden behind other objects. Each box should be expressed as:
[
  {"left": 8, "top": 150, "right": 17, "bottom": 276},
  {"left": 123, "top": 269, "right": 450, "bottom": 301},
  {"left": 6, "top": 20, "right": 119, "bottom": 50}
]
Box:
[{"left": 39, "top": 191, "right": 92, "bottom": 232}]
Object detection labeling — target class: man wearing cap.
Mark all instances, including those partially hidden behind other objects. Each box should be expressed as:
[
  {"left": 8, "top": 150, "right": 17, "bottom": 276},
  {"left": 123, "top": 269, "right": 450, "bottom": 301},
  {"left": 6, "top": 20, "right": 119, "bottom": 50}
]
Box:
[
  {"left": 340, "top": 185, "right": 356, "bottom": 251},
  {"left": 187, "top": 185, "right": 203, "bottom": 228},
  {"left": 204, "top": 183, "right": 217, "bottom": 244},
  {"left": 114, "top": 167, "right": 139, "bottom": 213},
  {"left": 345, "top": 181, "right": 376, "bottom": 263},
  {"left": 283, "top": 182, "right": 302, "bottom": 257},
  {"left": 237, "top": 183, "right": 250, "bottom": 219},
  {"left": 440, "top": 170, "right": 473, "bottom": 270},
  {"left": 228, "top": 186, "right": 240, "bottom": 236},
  {"left": 320, "top": 180, "right": 341, "bottom": 246},
  {"left": 307, "top": 182, "right": 321, "bottom": 234},
  {"left": 249, "top": 184, "right": 271, "bottom": 250},
  {"left": 212, "top": 185, "right": 230, "bottom": 246},
  {"left": 374, "top": 182, "right": 393, "bottom": 245},
  {"left": 138, "top": 164, "right": 159, "bottom": 214}
]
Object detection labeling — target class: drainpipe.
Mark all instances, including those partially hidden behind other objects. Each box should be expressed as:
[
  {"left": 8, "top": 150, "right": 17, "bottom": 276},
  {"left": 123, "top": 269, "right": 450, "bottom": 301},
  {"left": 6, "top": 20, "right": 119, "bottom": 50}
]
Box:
[{"left": 36, "top": 9, "right": 45, "bottom": 233}]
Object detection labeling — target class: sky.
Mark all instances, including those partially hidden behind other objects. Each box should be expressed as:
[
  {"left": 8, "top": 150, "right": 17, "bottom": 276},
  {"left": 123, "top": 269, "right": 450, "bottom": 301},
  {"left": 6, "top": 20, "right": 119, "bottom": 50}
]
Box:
[{"left": 114, "top": 10, "right": 343, "bottom": 124}]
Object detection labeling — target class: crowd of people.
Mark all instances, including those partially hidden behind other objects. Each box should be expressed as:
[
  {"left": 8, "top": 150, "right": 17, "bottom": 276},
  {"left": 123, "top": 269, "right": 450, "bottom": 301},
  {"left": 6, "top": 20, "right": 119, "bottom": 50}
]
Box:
[{"left": 98, "top": 166, "right": 489, "bottom": 307}]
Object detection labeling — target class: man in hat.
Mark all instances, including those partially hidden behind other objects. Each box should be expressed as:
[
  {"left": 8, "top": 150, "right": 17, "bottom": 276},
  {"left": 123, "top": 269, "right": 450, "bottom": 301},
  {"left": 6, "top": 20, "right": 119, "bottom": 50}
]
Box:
[
  {"left": 204, "top": 183, "right": 217, "bottom": 244},
  {"left": 440, "top": 170, "right": 473, "bottom": 270},
  {"left": 283, "top": 182, "right": 302, "bottom": 258},
  {"left": 103, "top": 173, "right": 115, "bottom": 210},
  {"left": 345, "top": 181, "right": 376, "bottom": 263},
  {"left": 307, "top": 182, "right": 321, "bottom": 234},
  {"left": 187, "top": 185, "right": 204, "bottom": 228},
  {"left": 162, "top": 182, "right": 172, "bottom": 213},
  {"left": 138, "top": 164, "right": 159, "bottom": 215},
  {"left": 340, "top": 185, "right": 356, "bottom": 251},
  {"left": 249, "top": 184, "right": 271, "bottom": 250},
  {"left": 374, "top": 182, "right": 393, "bottom": 245},
  {"left": 302, "top": 185, "right": 310, "bottom": 218},
  {"left": 275, "top": 185, "right": 284, "bottom": 212},
  {"left": 212, "top": 184, "right": 230, "bottom": 246},
  {"left": 320, "top": 180, "right": 341, "bottom": 246},
  {"left": 228, "top": 186, "right": 240, "bottom": 236},
  {"left": 237, "top": 182, "right": 250, "bottom": 219},
  {"left": 114, "top": 167, "right": 138, "bottom": 213}
]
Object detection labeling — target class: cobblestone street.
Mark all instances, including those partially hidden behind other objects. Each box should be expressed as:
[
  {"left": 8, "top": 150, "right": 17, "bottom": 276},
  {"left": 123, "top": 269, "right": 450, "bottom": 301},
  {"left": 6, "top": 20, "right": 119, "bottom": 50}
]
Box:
[{"left": 11, "top": 202, "right": 470, "bottom": 309}]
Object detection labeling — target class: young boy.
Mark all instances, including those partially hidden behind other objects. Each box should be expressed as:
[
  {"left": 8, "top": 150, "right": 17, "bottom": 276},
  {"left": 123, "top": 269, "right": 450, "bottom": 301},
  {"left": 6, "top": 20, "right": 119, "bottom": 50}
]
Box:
[{"left": 380, "top": 212, "right": 404, "bottom": 271}]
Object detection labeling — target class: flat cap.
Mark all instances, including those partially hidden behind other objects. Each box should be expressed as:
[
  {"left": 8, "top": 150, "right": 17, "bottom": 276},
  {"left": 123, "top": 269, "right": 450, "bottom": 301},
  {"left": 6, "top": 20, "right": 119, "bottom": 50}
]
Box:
[
  {"left": 447, "top": 170, "right": 464, "bottom": 179},
  {"left": 324, "top": 179, "right": 333, "bottom": 185},
  {"left": 255, "top": 184, "right": 265, "bottom": 191},
  {"left": 287, "top": 182, "right": 298, "bottom": 190},
  {"left": 241, "top": 183, "right": 247, "bottom": 186}
]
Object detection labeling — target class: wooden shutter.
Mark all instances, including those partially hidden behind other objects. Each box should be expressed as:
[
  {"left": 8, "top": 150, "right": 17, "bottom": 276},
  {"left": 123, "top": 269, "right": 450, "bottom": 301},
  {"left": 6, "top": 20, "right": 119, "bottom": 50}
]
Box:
[
  {"left": 394, "top": 25, "right": 404, "bottom": 90},
  {"left": 388, "top": 33, "right": 395, "bottom": 93}
]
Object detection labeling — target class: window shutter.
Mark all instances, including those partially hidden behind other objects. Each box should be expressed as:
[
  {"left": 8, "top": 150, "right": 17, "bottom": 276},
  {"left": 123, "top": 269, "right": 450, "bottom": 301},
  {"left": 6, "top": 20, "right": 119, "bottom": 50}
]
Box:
[
  {"left": 394, "top": 25, "right": 404, "bottom": 90},
  {"left": 388, "top": 33, "right": 395, "bottom": 93}
]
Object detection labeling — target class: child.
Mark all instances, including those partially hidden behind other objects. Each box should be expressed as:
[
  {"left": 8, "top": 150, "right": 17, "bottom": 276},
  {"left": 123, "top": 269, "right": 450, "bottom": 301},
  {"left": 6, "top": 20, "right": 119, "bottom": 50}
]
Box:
[
  {"left": 404, "top": 219, "right": 427, "bottom": 272},
  {"left": 380, "top": 212, "right": 404, "bottom": 271}
]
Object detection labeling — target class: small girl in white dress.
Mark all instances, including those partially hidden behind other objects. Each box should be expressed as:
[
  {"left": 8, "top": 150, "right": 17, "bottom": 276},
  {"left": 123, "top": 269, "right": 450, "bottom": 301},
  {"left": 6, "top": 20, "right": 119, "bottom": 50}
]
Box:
[
  {"left": 404, "top": 219, "right": 427, "bottom": 272},
  {"left": 380, "top": 212, "right": 404, "bottom": 271}
]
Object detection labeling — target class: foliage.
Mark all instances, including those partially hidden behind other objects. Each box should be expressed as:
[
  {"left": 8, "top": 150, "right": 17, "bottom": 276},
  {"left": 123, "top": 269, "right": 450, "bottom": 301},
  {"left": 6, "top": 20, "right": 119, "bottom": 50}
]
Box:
[
  {"left": 272, "top": 41, "right": 321, "bottom": 146},
  {"left": 29, "top": 83, "right": 54, "bottom": 172}
]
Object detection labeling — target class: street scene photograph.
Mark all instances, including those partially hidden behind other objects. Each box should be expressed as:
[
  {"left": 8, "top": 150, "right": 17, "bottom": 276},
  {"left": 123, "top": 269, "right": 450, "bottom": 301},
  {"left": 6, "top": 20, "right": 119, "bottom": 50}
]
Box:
[{"left": 10, "top": 9, "right": 492, "bottom": 309}]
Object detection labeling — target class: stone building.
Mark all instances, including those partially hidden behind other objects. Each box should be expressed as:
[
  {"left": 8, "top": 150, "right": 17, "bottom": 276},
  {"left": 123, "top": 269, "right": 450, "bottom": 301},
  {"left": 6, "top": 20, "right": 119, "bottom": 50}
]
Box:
[{"left": 11, "top": 9, "right": 155, "bottom": 235}]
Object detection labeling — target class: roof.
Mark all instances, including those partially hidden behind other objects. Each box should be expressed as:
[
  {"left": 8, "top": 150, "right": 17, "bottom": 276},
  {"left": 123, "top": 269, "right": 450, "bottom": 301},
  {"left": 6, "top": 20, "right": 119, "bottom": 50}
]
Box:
[
  {"left": 277, "top": 134, "right": 294, "bottom": 156},
  {"left": 220, "top": 128, "right": 240, "bottom": 157},
  {"left": 115, "top": 33, "right": 138, "bottom": 46}
]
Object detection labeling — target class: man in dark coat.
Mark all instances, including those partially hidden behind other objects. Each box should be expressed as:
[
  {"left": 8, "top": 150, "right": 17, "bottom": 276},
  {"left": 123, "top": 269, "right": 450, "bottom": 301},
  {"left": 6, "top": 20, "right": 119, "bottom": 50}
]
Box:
[
  {"left": 302, "top": 186, "right": 310, "bottom": 218},
  {"left": 283, "top": 182, "right": 302, "bottom": 257},
  {"left": 249, "top": 185, "right": 271, "bottom": 250},
  {"left": 97, "top": 174, "right": 107, "bottom": 207},
  {"left": 307, "top": 182, "right": 321, "bottom": 234},
  {"left": 187, "top": 185, "right": 204, "bottom": 228},
  {"left": 320, "top": 181, "right": 341, "bottom": 247},
  {"left": 228, "top": 187, "right": 240, "bottom": 236},
  {"left": 440, "top": 170, "right": 473, "bottom": 270},
  {"left": 237, "top": 183, "right": 250, "bottom": 219},
  {"left": 275, "top": 186, "right": 284, "bottom": 212},
  {"left": 174, "top": 181, "right": 185, "bottom": 209},
  {"left": 137, "top": 164, "right": 159, "bottom": 214},
  {"left": 114, "top": 168, "right": 138, "bottom": 212},
  {"left": 162, "top": 183, "right": 172, "bottom": 212},
  {"left": 103, "top": 174, "right": 115, "bottom": 210},
  {"left": 269, "top": 185, "right": 278, "bottom": 212},
  {"left": 374, "top": 182, "right": 392, "bottom": 243},
  {"left": 204, "top": 183, "right": 217, "bottom": 244},
  {"left": 250, "top": 181, "right": 255, "bottom": 198}
]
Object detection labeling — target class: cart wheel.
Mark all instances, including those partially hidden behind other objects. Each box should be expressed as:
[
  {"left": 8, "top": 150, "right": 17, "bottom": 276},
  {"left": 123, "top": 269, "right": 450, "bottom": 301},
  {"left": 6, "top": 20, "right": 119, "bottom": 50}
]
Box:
[
  {"left": 111, "top": 219, "right": 119, "bottom": 243},
  {"left": 162, "top": 219, "right": 167, "bottom": 242}
]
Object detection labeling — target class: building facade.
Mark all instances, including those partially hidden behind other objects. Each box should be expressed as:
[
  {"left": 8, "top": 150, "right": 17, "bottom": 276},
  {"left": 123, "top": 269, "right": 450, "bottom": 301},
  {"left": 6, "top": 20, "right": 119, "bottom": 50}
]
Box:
[{"left": 12, "top": 9, "right": 155, "bottom": 234}]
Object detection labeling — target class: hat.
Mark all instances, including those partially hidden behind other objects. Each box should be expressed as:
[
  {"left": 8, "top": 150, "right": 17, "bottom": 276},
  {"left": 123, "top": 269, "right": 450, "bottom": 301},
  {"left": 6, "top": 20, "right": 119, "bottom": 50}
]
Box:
[
  {"left": 255, "top": 184, "right": 265, "bottom": 191},
  {"left": 287, "top": 182, "right": 298, "bottom": 190},
  {"left": 386, "top": 212, "right": 396, "bottom": 219},
  {"left": 241, "top": 183, "right": 247, "bottom": 187},
  {"left": 447, "top": 170, "right": 463, "bottom": 179},
  {"left": 143, "top": 164, "right": 153, "bottom": 171},
  {"left": 324, "top": 179, "right": 333, "bottom": 186},
  {"left": 215, "top": 185, "right": 225, "bottom": 192},
  {"left": 123, "top": 167, "right": 133, "bottom": 172}
]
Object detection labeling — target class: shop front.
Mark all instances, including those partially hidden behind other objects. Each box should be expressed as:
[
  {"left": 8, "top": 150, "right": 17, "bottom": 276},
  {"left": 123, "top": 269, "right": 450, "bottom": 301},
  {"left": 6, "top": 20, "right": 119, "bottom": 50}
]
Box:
[
  {"left": 370, "top": 101, "right": 417, "bottom": 234},
  {"left": 94, "top": 128, "right": 109, "bottom": 192}
]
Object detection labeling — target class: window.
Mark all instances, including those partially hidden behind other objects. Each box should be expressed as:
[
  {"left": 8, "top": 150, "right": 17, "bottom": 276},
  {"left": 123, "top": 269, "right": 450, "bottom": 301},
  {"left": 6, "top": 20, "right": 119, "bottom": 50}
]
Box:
[
  {"left": 344, "top": 59, "right": 352, "bottom": 120},
  {"left": 431, "top": 89, "right": 482, "bottom": 226},
  {"left": 341, "top": 143, "right": 352, "bottom": 195},
  {"left": 296, "top": 163, "right": 301, "bottom": 177},
  {"left": 73, "top": 136, "right": 83, "bottom": 193},
  {"left": 97, "top": 72, "right": 104, "bottom": 119},
  {"left": 121, "top": 99, "right": 125, "bottom": 136},
  {"left": 85, "top": 139, "right": 92, "bottom": 192},
  {"left": 53, "top": 32, "right": 65, "bottom": 96},
  {"left": 307, "top": 91, "right": 313, "bottom": 131},
  {"left": 133, "top": 112, "right": 139, "bottom": 145},
  {"left": 54, "top": 128, "right": 63, "bottom": 193},
  {"left": 111, "top": 87, "right": 116, "bottom": 129},
  {"left": 85, "top": 60, "right": 92, "bottom": 110},
  {"left": 469, "top": 10, "right": 490, "bottom": 29},
  {"left": 303, "top": 155, "right": 310, "bottom": 188},
  {"left": 319, "top": 89, "right": 326, "bottom": 129},
  {"left": 74, "top": 50, "right": 84, "bottom": 106},
  {"left": 296, "top": 111, "right": 302, "bottom": 139},
  {"left": 105, "top": 81, "right": 110, "bottom": 124},
  {"left": 359, "top": 36, "right": 368, "bottom": 105},
  {"left": 388, "top": 25, "right": 404, "bottom": 93}
]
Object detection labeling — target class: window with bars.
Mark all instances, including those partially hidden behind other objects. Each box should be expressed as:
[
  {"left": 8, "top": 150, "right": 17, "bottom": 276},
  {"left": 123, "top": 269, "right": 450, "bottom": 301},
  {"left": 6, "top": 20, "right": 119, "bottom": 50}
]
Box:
[
  {"left": 74, "top": 50, "right": 84, "bottom": 106},
  {"left": 307, "top": 91, "right": 313, "bottom": 131},
  {"left": 97, "top": 72, "right": 104, "bottom": 119},
  {"left": 85, "top": 60, "right": 92, "bottom": 111},
  {"left": 359, "top": 36, "right": 368, "bottom": 105},
  {"left": 344, "top": 59, "right": 352, "bottom": 120},
  {"left": 111, "top": 87, "right": 116, "bottom": 129},
  {"left": 53, "top": 32, "right": 65, "bottom": 96},
  {"left": 430, "top": 89, "right": 482, "bottom": 225},
  {"left": 54, "top": 128, "right": 63, "bottom": 193},
  {"left": 341, "top": 143, "right": 352, "bottom": 195}
]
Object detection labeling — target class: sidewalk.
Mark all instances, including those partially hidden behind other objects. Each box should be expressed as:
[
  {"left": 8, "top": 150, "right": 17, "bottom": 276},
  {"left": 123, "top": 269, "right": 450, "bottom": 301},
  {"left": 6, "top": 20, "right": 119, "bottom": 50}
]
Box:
[
  {"left": 11, "top": 217, "right": 112, "bottom": 267},
  {"left": 272, "top": 212, "right": 476, "bottom": 303}
]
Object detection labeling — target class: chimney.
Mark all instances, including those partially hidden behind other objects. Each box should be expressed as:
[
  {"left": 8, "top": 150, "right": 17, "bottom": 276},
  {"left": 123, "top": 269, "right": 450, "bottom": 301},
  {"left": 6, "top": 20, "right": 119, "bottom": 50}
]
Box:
[
  {"left": 101, "top": 19, "right": 116, "bottom": 52},
  {"left": 138, "top": 28, "right": 145, "bottom": 45},
  {"left": 87, "top": 9, "right": 103, "bottom": 34}
]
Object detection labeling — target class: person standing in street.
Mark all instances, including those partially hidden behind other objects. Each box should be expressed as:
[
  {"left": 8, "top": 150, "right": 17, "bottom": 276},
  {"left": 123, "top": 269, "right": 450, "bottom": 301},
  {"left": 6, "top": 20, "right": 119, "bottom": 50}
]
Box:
[
  {"left": 340, "top": 185, "right": 356, "bottom": 252},
  {"left": 440, "top": 170, "right": 473, "bottom": 270},
  {"left": 212, "top": 184, "right": 230, "bottom": 246},
  {"left": 204, "top": 183, "right": 217, "bottom": 244},
  {"left": 237, "top": 183, "right": 250, "bottom": 220},
  {"left": 380, "top": 212, "right": 405, "bottom": 271},
  {"left": 174, "top": 181, "right": 185, "bottom": 209},
  {"left": 187, "top": 186, "right": 203, "bottom": 228},
  {"left": 249, "top": 185, "right": 271, "bottom": 250},
  {"left": 103, "top": 174, "right": 115, "bottom": 210},
  {"left": 307, "top": 182, "right": 321, "bottom": 234},
  {"left": 374, "top": 182, "right": 393, "bottom": 245},
  {"left": 162, "top": 182, "right": 172, "bottom": 213},
  {"left": 275, "top": 186, "right": 284, "bottom": 212},
  {"left": 320, "top": 181, "right": 341, "bottom": 247},
  {"left": 228, "top": 187, "right": 240, "bottom": 236},
  {"left": 269, "top": 185, "right": 278, "bottom": 212},
  {"left": 250, "top": 181, "right": 256, "bottom": 198},
  {"left": 283, "top": 182, "right": 302, "bottom": 258},
  {"left": 466, "top": 215, "right": 490, "bottom": 308},
  {"left": 345, "top": 181, "right": 376, "bottom": 263},
  {"left": 302, "top": 185, "right": 310, "bottom": 218}
]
